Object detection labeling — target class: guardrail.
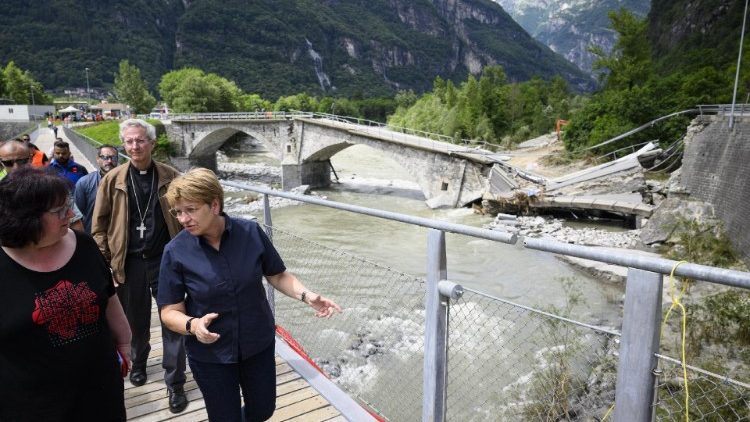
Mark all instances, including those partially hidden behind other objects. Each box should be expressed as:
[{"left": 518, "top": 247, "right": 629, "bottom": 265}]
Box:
[
  {"left": 169, "top": 111, "right": 313, "bottom": 121},
  {"left": 584, "top": 104, "right": 750, "bottom": 155},
  {"left": 697, "top": 104, "right": 750, "bottom": 116},
  {"left": 222, "top": 180, "right": 750, "bottom": 422}
]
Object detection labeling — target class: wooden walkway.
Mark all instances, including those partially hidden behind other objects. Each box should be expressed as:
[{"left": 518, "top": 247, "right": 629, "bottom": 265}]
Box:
[{"left": 125, "top": 312, "right": 350, "bottom": 421}]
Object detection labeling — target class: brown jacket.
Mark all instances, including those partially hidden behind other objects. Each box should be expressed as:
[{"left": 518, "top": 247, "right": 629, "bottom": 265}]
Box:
[{"left": 91, "top": 161, "right": 182, "bottom": 283}]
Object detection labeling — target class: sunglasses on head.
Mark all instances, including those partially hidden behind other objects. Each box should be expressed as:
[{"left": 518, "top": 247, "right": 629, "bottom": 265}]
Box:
[{"left": 0, "top": 158, "right": 30, "bottom": 167}]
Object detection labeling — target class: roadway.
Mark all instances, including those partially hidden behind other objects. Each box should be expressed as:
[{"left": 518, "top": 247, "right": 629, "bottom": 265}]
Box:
[{"left": 31, "top": 123, "right": 96, "bottom": 171}]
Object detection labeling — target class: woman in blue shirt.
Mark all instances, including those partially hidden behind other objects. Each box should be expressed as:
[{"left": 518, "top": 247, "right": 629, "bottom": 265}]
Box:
[{"left": 157, "top": 168, "right": 341, "bottom": 422}]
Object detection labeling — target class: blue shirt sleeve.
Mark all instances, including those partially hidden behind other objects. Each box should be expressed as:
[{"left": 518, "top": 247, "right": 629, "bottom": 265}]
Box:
[
  {"left": 74, "top": 176, "right": 87, "bottom": 214},
  {"left": 256, "top": 223, "right": 286, "bottom": 277}
]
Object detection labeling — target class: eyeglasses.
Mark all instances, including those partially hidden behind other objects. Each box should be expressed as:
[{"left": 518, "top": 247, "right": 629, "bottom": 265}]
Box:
[
  {"left": 47, "top": 198, "right": 74, "bottom": 219},
  {"left": 0, "top": 158, "right": 30, "bottom": 167},
  {"left": 98, "top": 154, "right": 118, "bottom": 161},
  {"left": 123, "top": 138, "right": 151, "bottom": 146},
  {"left": 169, "top": 204, "right": 205, "bottom": 219}
]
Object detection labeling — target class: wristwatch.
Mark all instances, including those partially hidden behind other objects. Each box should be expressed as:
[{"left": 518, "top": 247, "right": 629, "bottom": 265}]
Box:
[{"left": 185, "top": 317, "right": 196, "bottom": 336}]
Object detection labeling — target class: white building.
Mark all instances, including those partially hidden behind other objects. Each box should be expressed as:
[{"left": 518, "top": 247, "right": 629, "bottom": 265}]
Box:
[{"left": 0, "top": 104, "right": 55, "bottom": 121}]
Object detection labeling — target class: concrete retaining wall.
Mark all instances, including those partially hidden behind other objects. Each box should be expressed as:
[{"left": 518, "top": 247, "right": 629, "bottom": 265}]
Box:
[
  {"left": 680, "top": 115, "right": 750, "bottom": 267},
  {"left": 0, "top": 121, "right": 37, "bottom": 140}
]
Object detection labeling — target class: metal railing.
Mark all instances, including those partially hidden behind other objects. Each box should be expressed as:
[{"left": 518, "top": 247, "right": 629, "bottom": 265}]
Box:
[
  {"left": 583, "top": 104, "right": 750, "bottom": 157},
  {"left": 168, "top": 111, "right": 313, "bottom": 121},
  {"left": 698, "top": 104, "right": 750, "bottom": 116},
  {"left": 221, "top": 180, "right": 750, "bottom": 422},
  {"left": 593, "top": 140, "right": 655, "bottom": 163}
]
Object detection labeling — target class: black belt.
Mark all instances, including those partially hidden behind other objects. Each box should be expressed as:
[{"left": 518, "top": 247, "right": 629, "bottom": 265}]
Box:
[{"left": 127, "top": 251, "right": 162, "bottom": 260}]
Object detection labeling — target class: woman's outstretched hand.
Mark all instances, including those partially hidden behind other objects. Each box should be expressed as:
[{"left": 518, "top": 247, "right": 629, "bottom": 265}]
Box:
[{"left": 307, "top": 293, "right": 342, "bottom": 318}]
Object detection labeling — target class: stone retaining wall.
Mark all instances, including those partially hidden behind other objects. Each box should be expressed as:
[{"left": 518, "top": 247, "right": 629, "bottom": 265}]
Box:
[
  {"left": 0, "top": 122, "right": 37, "bottom": 140},
  {"left": 680, "top": 115, "right": 750, "bottom": 267}
]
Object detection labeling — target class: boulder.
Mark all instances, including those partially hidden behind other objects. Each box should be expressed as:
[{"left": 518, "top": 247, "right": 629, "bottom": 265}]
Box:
[{"left": 639, "top": 197, "right": 717, "bottom": 245}]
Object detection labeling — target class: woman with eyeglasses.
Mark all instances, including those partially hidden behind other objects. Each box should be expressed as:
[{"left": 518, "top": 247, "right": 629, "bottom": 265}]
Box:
[
  {"left": 0, "top": 166, "right": 132, "bottom": 421},
  {"left": 157, "top": 168, "right": 342, "bottom": 422}
]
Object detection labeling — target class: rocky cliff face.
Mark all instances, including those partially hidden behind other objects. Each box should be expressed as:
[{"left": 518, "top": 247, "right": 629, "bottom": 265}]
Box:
[{"left": 493, "top": 0, "right": 650, "bottom": 74}]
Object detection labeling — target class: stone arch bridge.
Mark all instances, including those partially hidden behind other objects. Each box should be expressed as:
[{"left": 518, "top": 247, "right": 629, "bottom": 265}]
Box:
[{"left": 165, "top": 113, "right": 499, "bottom": 208}]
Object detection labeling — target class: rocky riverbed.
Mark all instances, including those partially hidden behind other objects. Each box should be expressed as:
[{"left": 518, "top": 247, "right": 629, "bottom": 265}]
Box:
[{"left": 489, "top": 215, "right": 640, "bottom": 249}]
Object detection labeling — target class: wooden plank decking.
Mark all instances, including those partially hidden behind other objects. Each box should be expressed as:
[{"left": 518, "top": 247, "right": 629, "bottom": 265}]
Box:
[{"left": 125, "top": 312, "right": 347, "bottom": 422}]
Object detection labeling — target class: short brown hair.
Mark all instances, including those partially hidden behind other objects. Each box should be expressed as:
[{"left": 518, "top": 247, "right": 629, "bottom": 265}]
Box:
[
  {"left": 0, "top": 167, "right": 70, "bottom": 247},
  {"left": 165, "top": 167, "right": 224, "bottom": 212}
]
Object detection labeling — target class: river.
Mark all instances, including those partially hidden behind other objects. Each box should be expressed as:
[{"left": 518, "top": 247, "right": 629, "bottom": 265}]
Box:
[
  {"left": 222, "top": 142, "right": 622, "bottom": 318},
  {"left": 220, "top": 142, "right": 624, "bottom": 420}
]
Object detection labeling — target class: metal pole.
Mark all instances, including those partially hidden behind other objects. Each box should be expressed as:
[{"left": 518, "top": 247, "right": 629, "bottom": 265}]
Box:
[
  {"left": 29, "top": 84, "right": 35, "bottom": 105},
  {"left": 613, "top": 268, "right": 663, "bottom": 422},
  {"left": 423, "top": 229, "right": 448, "bottom": 422},
  {"left": 730, "top": 0, "right": 749, "bottom": 129},
  {"left": 85, "top": 67, "right": 91, "bottom": 106},
  {"left": 262, "top": 194, "right": 275, "bottom": 315}
]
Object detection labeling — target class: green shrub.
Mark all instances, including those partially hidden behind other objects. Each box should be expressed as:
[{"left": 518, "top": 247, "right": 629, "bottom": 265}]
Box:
[{"left": 663, "top": 218, "right": 740, "bottom": 268}]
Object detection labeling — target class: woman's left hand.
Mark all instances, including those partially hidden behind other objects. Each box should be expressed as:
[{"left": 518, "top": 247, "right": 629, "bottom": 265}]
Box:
[{"left": 307, "top": 293, "right": 342, "bottom": 318}]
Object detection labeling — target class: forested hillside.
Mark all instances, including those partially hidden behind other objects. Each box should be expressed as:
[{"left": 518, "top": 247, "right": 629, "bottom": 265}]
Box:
[
  {"left": 563, "top": 1, "right": 748, "bottom": 154},
  {"left": 0, "top": 0, "right": 592, "bottom": 99}
]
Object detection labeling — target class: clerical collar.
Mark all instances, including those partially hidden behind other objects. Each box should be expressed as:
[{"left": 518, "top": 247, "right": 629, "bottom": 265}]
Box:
[{"left": 130, "top": 163, "right": 154, "bottom": 176}]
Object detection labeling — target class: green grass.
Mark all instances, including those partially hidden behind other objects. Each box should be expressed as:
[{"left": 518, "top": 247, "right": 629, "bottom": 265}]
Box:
[
  {"left": 74, "top": 119, "right": 172, "bottom": 161},
  {"left": 75, "top": 121, "right": 122, "bottom": 146},
  {"left": 74, "top": 119, "right": 162, "bottom": 146}
]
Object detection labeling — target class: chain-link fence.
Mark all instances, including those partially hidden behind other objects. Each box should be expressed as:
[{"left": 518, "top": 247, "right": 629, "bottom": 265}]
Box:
[
  {"left": 446, "top": 289, "right": 620, "bottom": 421},
  {"left": 268, "top": 225, "right": 427, "bottom": 421},
  {"left": 655, "top": 355, "right": 750, "bottom": 421},
  {"left": 259, "top": 221, "right": 750, "bottom": 421}
]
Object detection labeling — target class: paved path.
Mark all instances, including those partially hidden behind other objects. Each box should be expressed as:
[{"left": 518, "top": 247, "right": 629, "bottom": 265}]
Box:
[{"left": 30, "top": 124, "right": 96, "bottom": 171}]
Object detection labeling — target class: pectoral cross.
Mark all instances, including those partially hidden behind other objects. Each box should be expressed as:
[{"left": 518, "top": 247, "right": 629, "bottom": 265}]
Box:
[{"left": 137, "top": 222, "right": 146, "bottom": 239}]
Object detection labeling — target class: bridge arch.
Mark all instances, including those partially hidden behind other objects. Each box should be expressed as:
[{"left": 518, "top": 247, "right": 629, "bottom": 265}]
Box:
[{"left": 167, "top": 117, "right": 489, "bottom": 208}]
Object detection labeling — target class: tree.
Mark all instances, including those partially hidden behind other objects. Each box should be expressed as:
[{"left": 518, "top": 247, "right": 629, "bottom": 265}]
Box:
[
  {"left": 239, "top": 93, "right": 272, "bottom": 112},
  {"left": 273, "top": 93, "right": 318, "bottom": 112},
  {"left": 114, "top": 60, "right": 156, "bottom": 114},
  {"left": 591, "top": 8, "right": 652, "bottom": 90},
  {"left": 159, "top": 68, "right": 243, "bottom": 113},
  {"left": 1, "top": 61, "right": 51, "bottom": 105}
]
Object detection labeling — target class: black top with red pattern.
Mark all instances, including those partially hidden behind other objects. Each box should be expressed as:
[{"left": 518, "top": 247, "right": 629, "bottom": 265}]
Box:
[{"left": 0, "top": 230, "right": 123, "bottom": 420}]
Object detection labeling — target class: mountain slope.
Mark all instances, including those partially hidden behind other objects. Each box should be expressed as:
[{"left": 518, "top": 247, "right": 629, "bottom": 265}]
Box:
[
  {"left": 493, "top": 0, "right": 650, "bottom": 73},
  {"left": 0, "top": 0, "right": 593, "bottom": 99},
  {"left": 648, "top": 0, "right": 745, "bottom": 74}
]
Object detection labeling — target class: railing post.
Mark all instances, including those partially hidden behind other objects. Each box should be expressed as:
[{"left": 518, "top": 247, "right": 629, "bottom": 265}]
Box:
[
  {"left": 262, "top": 194, "right": 276, "bottom": 315},
  {"left": 423, "top": 229, "right": 448, "bottom": 422},
  {"left": 614, "top": 268, "right": 663, "bottom": 422}
]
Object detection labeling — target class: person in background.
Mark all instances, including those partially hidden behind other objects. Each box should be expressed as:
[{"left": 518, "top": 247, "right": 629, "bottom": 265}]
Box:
[
  {"left": 158, "top": 168, "right": 342, "bottom": 422},
  {"left": 75, "top": 144, "right": 119, "bottom": 233},
  {"left": 20, "top": 134, "right": 49, "bottom": 167},
  {"left": 92, "top": 119, "right": 188, "bottom": 413},
  {"left": 0, "top": 166, "right": 132, "bottom": 421},
  {"left": 0, "top": 140, "right": 86, "bottom": 231},
  {"left": 0, "top": 140, "right": 29, "bottom": 178},
  {"left": 50, "top": 140, "right": 88, "bottom": 188}
]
